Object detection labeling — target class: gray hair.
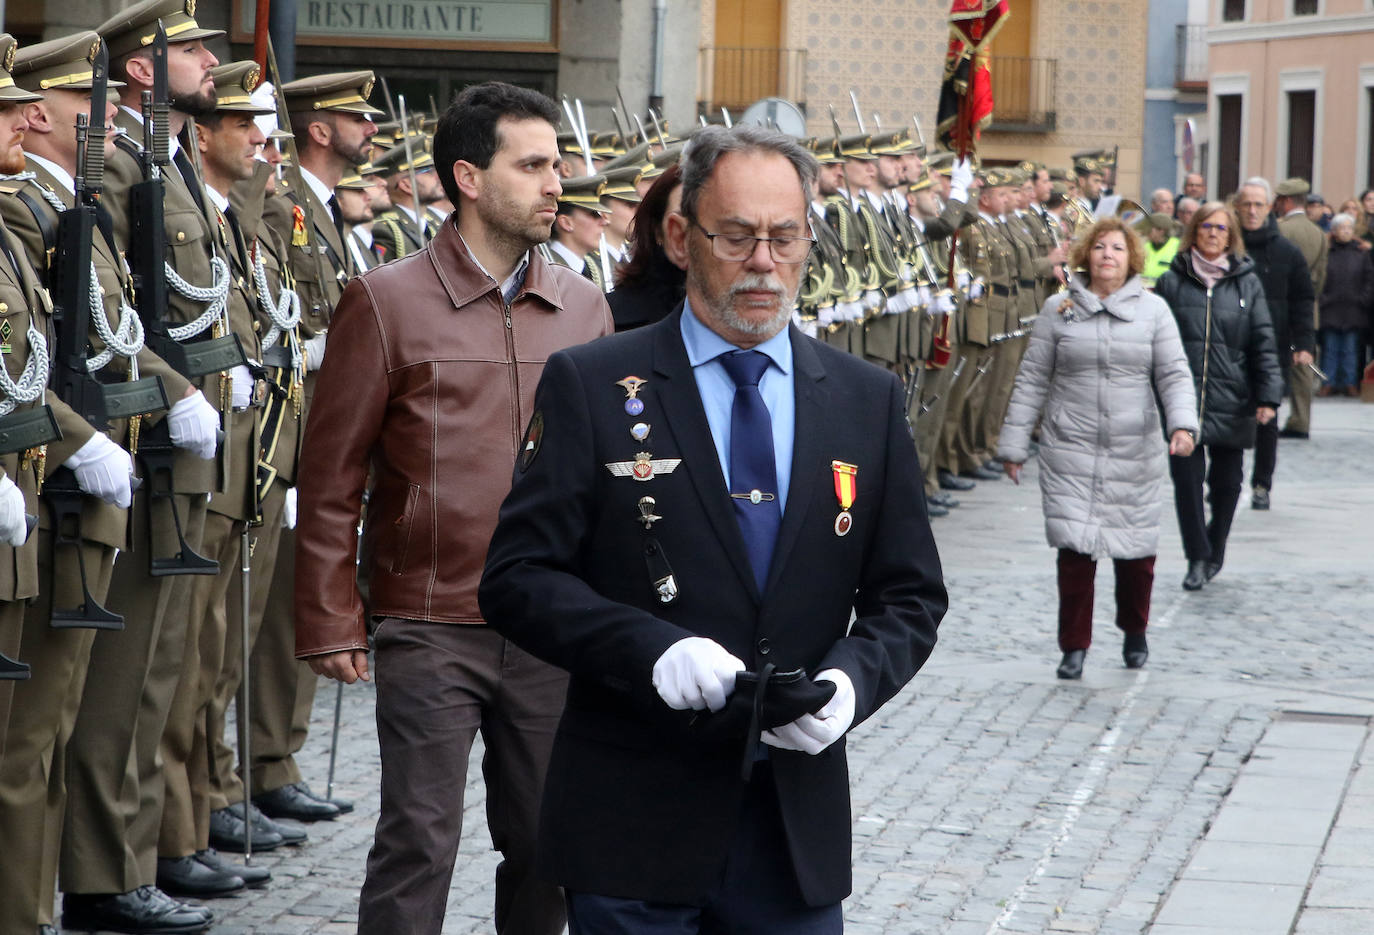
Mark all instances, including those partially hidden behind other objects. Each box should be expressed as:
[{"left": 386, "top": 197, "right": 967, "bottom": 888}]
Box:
[
  {"left": 678, "top": 125, "right": 818, "bottom": 222},
  {"left": 1331, "top": 212, "right": 1356, "bottom": 232},
  {"left": 1239, "top": 176, "right": 1273, "bottom": 203}
]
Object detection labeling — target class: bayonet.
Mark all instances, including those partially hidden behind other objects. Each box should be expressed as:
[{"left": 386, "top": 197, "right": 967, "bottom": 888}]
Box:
[
  {"left": 397, "top": 94, "right": 426, "bottom": 241},
  {"left": 850, "top": 91, "right": 865, "bottom": 134}
]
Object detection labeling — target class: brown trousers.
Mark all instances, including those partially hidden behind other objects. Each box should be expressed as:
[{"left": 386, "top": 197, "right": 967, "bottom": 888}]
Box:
[
  {"left": 158, "top": 509, "right": 243, "bottom": 856},
  {"left": 61, "top": 492, "right": 207, "bottom": 894},
  {"left": 1056, "top": 549, "right": 1156, "bottom": 652},
  {"left": 358, "top": 619, "right": 567, "bottom": 935},
  {"left": 0, "top": 534, "right": 113, "bottom": 933},
  {"left": 0, "top": 598, "right": 26, "bottom": 759}
]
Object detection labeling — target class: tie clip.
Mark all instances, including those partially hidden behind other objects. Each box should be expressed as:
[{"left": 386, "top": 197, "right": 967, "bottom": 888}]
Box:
[{"left": 730, "top": 489, "right": 775, "bottom": 504}]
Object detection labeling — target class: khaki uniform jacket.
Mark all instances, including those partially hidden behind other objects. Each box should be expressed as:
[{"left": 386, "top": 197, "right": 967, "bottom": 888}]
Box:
[
  {"left": 105, "top": 109, "right": 225, "bottom": 495},
  {"left": 370, "top": 206, "right": 428, "bottom": 262},
  {"left": 1278, "top": 211, "right": 1329, "bottom": 297},
  {"left": 262, "top": 174, "right": 352, "bottom": 338},
  {"left": 1001, "top": 216, "right": 1039, "bottom": 328},
  {"left": 0, "top": 218, "right": 64, "bottom": 600},
  {"left": 231, "top": 170, "right": 302, "bottom": 493},
  {"left": 0, "top": 158, "right": 193, "bottom": 548}
]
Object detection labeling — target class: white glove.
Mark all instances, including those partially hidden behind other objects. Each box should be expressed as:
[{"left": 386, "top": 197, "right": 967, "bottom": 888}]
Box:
[
  {"left": 762, "top": 668, "right": 856, "bottom": 755},
  {"left": 934, "top": 291, "right": 956, "bottom": 316},
  {"left": 956, "top": 269, "right": 971, "bottom": 290},
  {"left": 303, "top": 332, "right": 328, "bottom": 371},
  {"left": 229, "top": 364, "right": 254, "bottom": 409},
  {"left": 283, "top": 486, "right": 298, "bottom": 529},
  {"left": 651, "top": 637, "right": 745, "bottom": 713},
  {"left": 969, "top": 279, "right": 985, "bottom": 301},
  {"left": 63, "top": 433, "right": 134, "bottom": 508},
  {"left": 167, "top": 390, "right": 220, "bottom": 460},
  {"left": 950, "top": 157, "right": 974, "bottom": 205},
  {"left": 0, "top": 475, "right": 26, "bottom": 546}
]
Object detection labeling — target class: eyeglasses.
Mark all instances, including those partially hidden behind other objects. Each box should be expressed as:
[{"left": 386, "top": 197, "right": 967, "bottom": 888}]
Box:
[
  {"left": 1198, "top": 222, "right": 1228, "bottom": 233},
  {"left": 689, "top": 217, "right": 815, "bottom": 264}
]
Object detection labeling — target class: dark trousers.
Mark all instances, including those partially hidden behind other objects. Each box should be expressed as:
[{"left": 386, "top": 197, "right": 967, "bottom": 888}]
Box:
[
  {"left": 358, "top": 619, "right": 567, "bottom": 935},
  {"left": 1169, "top": 445, "right": 1244, "bottom": 564},
  {"left": 1251, "top": 419, "right": 1277, "bottom": 492},
  {"left": 1056, "top": 549, "right": 1156, "bottom": 652},
  {"left": 565, "top": 764, "right": 843, "bottom": 935}
]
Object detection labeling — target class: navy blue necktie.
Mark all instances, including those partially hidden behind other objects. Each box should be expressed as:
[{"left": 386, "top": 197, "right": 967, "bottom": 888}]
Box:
[{"left": 720, "top": 350, "right": 781, "bottom": 591}]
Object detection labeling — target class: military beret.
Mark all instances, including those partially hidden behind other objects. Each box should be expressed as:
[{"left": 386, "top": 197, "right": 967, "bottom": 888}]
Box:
[
  {"left": 10, "top": 32, "right": 118, "bottom": 96},
  {"left": 601, "top": 165, "right": 643, "bottom": 204},
  {"left": 557, "top": 173, "right": 610, "bottom": 214},
  {"left": 282, "top": 70, "right": 384, "bottom": 116},
  {"left": 209, "top": 62, "right": 273, "bottom": 114},
  {"left": 98, "top": 0, "right": 224, "bottom": 62},
  {"left": 1275, "top": 177, "right": 1310, "bottom": 197},
  {"left": 371, "top": 135, "right": 434, "bottom": 175}
]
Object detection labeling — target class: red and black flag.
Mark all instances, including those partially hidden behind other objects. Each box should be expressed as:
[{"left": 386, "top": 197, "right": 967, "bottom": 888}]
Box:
[{"left": 936, "top": 0, "right": 1008, "bottom": 157}]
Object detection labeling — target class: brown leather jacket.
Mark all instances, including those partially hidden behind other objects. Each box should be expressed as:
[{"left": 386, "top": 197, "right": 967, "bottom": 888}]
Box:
[{"left": 294, "top": 219, "right": 612, "bottom": 657}]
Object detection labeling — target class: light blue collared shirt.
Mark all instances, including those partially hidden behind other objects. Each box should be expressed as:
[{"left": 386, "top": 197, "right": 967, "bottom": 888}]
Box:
[{"left": 680, "top": 299, "right": 795, "bottom": 510}]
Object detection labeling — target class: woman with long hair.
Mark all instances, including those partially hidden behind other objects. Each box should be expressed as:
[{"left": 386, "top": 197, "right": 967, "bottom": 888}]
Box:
[
  {"left": 1154, "top": 202, "right": 1284, "bottom": 591},
  {"left": 999, "top": 218, "right": 1197, "bottom": 679},
  {"left": 606, "top": 164, "right": 685, "bottom": 332}
]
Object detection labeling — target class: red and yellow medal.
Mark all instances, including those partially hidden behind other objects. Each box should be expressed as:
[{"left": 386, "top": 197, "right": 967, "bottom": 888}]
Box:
[{"left": 831, "top": 460, "right": 857, "bottom": 536}]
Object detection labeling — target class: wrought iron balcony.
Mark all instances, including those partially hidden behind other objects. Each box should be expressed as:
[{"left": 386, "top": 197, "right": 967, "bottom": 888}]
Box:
[
  {"left": 987, "top": 57, "right": 1057, "bottom": 133},
  {"left": 697, "top": 47, "right": 807, "bottom": 118}
]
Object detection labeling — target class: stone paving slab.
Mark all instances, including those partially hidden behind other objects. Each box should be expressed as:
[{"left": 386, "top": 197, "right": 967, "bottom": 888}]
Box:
[{"left": 188, "top": 397, "right": 1374, "bottom": 933}]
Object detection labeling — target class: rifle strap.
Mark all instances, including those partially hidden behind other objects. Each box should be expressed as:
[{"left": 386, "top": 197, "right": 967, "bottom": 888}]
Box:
[{"left": 13, "top": 188, "right": 58, "bottom": 269}]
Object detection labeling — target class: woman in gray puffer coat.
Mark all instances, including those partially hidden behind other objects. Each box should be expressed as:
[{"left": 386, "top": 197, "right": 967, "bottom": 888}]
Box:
[
  {"left": 999, "top": 218, "right": 1199, "bottom": 681},
  {"left": 1154, "top": 202, "right": 1284, "bottom": 593}
]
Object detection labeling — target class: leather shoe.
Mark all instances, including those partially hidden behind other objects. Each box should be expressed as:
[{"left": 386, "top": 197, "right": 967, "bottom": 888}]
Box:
[
  {"left": 982, "top": 458, "right": 1003, "bottom": 473},
  {"left": 254, "top": 781, "right": 341, "bottom": 822},
  {"left": 1205, "top": 560, "right": 1223, "bottom": 581},
  {"left": 39, "top": 926, "right": 58, "bottom": 935},
  {"left": 156, "top": 855, "right": 245, "bottom": 898},
  {"left": 62, "top": 885, "right": 213, "bottom": 934},
  {"left": 1182, "top": 560, "right": 1207, "bottom": 591},
  {"left": 1056, "top": 650, "right": 1085, "bottom": 680},
  {"left": 297, "top": 780, "right": 354, "bottom": 815},
  {"left": 196, "top": 848, "right": 270, "bottom": 889},
  {"left": 1123, "top": 632, "right": 1148, "bottom": 669},
  {"left": 938, "top": 469, "right": 976, "bottom": 491},
  {"left": 925, "top": 497, "right": 949, "bottom": 518},
  {"left": 929, "top": 491, "right": 960, "bottom": 509},
  {"left": 960, "top": 465, "right": 1002, "bottom": 481},
  {"left": 1251, "top": 486, "right": 1270, "bottom": 510},
  {"left": 208, "top": 804, "right": 284, "bottom": 854},
  {"left": 231, "top": 800, "right": 307, "bottom": 846},
  {"left": 1278, "top": 427, "right": 1309, "bottom": 439}
]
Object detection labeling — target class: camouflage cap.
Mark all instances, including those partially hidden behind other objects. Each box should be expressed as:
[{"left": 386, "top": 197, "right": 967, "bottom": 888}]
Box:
[
  {"left": 10, "top": 31, "right": 117, "bottom": 96},
  {"left": 98, "top": 0, "right": 224, "bottom": 62},
  {"left": 282, "top": 70, "right": 384, "bottom": 116}
]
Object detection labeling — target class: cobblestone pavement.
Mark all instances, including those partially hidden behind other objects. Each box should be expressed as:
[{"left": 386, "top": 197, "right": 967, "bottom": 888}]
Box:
[{"left": 203, "top": 396, "right": 1374, "bottom": 934}]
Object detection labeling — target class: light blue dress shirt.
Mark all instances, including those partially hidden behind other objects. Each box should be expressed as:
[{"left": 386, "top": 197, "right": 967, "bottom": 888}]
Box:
[{"left": 679, "top": 300, "right": 795, "bottom": 510}]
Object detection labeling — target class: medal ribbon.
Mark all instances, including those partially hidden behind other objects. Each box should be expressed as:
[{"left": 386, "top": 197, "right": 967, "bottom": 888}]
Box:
[{"left": 832, "top": 460, "right": 857, "bottom": 510}]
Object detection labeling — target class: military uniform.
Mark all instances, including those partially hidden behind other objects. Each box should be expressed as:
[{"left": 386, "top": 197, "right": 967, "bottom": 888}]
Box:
[
  {"left": 369, "top": 136, "right": 437, "bottom": 262},
  {"left": 543, "top": 172, "right": 611, "bottom": 292},
  {"left": 155, "top": 62, "right": 272, "bottom": 885},
  {"left": 58, "top": 8, "right": 230, "bottom": 930},
  {"left": 1275, "top": 178, "right": 1329, "bottom": 436}
]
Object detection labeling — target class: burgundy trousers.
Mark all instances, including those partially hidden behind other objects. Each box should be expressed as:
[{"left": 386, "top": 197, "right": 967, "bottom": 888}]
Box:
[{"left": 1056, "top": 549, "right": 1156, "bottom": 652}]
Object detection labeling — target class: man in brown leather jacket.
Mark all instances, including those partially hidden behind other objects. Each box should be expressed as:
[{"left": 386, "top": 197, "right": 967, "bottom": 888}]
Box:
[{"left": 294, "top": 82, "right": 611, "bottom": 935}]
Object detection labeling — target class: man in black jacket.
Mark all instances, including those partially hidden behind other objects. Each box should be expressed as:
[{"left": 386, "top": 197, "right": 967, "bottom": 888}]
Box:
[
  {"left": 1235, "top": 179, "right": 1315, "bottom": 510},
  {"left": 480, "top": 125, "right": 947, "bottom": 933}
]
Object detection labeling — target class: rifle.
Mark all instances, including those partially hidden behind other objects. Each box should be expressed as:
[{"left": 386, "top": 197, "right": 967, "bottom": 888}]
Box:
[
  {"left": 125, "top": 20, "right": 219, "bottom": 577},
  {"left": 48, "top": 43, "right": 170, "bottom": 627}
]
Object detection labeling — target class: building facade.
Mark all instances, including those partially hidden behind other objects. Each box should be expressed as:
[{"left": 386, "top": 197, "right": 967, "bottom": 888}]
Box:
[
  {"left": 1206, "top": 0, "right": 1374, "bottom": 202},
  {"left": 1142, "top": 0, "right": 1208, "bottom": 202}
]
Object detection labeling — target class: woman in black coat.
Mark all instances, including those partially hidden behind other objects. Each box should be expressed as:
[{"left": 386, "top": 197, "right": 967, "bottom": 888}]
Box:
[
  {"left": 1318, "top": 214, "right": 1374, "bottom": 396},
  {"left": 1155, "top": 202, "right": 1284, "bottom": 591},
  {"left": 606, "top": 164, "right": 685, "bottom": 332}
]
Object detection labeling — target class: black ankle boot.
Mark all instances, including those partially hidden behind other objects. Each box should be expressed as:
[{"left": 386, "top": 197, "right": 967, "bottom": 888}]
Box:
[
  {"left": 1182, "top": 560, "right": 1207, "bottom": 591},
  {"left": 1123, "top": 632, "right": 1148, "bottom": 669},
  {"left": 1057, "top": 649, "right": 1085, "bottom": 680}
]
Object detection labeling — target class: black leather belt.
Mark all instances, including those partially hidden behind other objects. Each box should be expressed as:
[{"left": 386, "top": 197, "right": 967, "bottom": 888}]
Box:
[
  {"left": 1019, "top": 278, "right": 1035, "bottom": 289},
  {"left": 991, "top": 283, "right": 1011, "bottom": 297}
]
